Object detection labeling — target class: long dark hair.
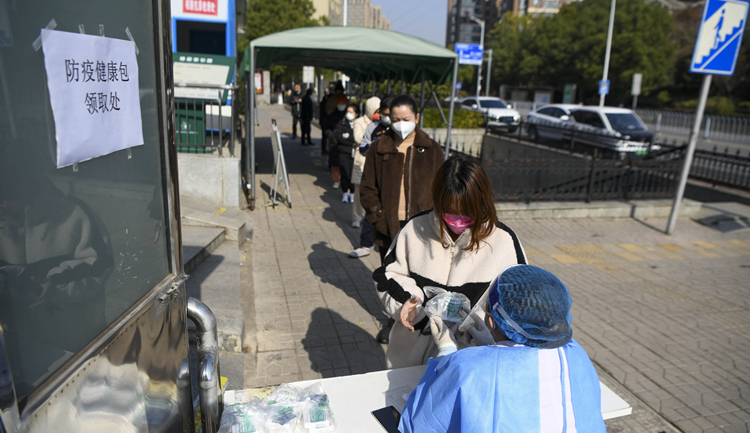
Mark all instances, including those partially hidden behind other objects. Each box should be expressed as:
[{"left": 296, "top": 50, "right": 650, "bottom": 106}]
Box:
[{"left": 432, "top": 154, "right": 498, "bottom": 252}]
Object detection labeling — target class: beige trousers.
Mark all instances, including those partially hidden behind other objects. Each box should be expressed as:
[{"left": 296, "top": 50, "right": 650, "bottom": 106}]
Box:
[{"left": 352, "top": 184, "right": 366, "bottom": 222}]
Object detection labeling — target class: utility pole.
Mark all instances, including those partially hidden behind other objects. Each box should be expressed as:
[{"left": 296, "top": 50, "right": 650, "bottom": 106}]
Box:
[
  {"left": 485, "top": 48, "right": 493, "bottom": 96},
  {"left": 666, "top": 75, "right": 712, "bottom": 234},
  {"left": 343, "top": 0, "right": 347, "bottom": 26},
  {"left": 468, "top": 15, "right": 485, "bottom": 98},
  {"left": 599, "top": 0, "right": 616, "bottom": 107}
]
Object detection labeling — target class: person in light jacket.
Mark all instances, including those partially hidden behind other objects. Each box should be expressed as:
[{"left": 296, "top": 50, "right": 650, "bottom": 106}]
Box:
[
  {"left": 350, "top": 97, "right": 380, "bottom": 226},
  {"left": 373, "top": 154, "right": 527, "bottom": 368}
]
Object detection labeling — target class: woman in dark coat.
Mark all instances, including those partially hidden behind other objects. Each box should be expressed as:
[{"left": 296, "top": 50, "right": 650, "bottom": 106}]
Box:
[
  {"left": 333, "top": 104, "right": 360, "bottom": 202},
  {"left": 324, "top": 93, "right": 348, "bottom": 188}
]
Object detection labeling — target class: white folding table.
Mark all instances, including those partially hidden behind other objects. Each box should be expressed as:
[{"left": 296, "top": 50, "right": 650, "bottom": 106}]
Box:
[{"left": 224, "top": 365, "right": 632, "bottom": 432}]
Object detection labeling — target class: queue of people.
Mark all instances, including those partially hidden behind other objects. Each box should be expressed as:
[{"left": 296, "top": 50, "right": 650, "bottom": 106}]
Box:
[{"left": 285, "top": 81, "right": 605, "bottom": 432}]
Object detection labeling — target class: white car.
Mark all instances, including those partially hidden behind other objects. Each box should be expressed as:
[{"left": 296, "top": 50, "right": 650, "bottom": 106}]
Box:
[
  {"left": 568, "top": 107, "right": 659, "bottom": 156},
  {"left": 459, "top": 97, "right": 521, "bottom": 133},
  {"left": 525, "top": 104, "right": 580, "bottom": 141}
]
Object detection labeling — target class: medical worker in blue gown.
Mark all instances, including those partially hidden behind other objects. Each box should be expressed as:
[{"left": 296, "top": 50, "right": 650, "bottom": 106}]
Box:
[{"left": 398, "top": 265, "right": 607, "bottom": 433}]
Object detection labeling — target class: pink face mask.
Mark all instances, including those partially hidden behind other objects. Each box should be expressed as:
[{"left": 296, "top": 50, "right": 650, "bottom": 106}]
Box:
[{"left": 443, "top": 214, "right": 474, "bottom": 235}]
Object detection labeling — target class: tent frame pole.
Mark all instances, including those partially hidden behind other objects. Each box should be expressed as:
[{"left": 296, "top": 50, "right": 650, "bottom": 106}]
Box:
[
  {"left": 359, "top": 77, "right": 364, "bottom": 114},
  {"left": 419, "top": 69, "right": 426, "bottom": 129},
  {"left": 249, "top": 47, "right": 257, "bottom": 209},
  {"left": 409, "top": 65, "right": 422, "bottom": 96},
  {"left": 446, "top": 59, "right": 458, "bottom": 156},
  {"left": 244, "top": 70, "right": 251, "bottom": 208}
]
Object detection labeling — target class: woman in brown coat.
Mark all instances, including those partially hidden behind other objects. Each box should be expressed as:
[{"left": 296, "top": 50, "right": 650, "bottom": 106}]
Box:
[{"left": 360, "top": 94, "right": 444, "bottom": 343}]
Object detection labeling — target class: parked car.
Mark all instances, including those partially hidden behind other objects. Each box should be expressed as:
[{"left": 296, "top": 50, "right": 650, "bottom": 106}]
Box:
[
  {"left": 525, "top": 104, "right": 580, "bottom": 141},
  {"left": 569, "top": 107, "right": 660, "bottom": 156},
  {"left": 458, "top": 97, "right": 521, "bottom": 133}
]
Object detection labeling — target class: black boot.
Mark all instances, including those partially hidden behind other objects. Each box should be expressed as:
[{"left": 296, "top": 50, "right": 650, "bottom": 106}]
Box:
[{"left": 377, "top": 318, "right": 395, "bottom": 344}]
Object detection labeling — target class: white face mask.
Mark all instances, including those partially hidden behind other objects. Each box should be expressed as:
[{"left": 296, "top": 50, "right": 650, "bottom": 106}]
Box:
[
  {"left": 381, "top": 116, "right": 391, "bottom": 126},
  {"left": 337, "top": 103, "right": 346, "bottom": 111},
  {"left": 391, "top": 121, "right": 416, "bottom": 140},
  {"left": 345, "top": 112, "right": 356, "bottom": 121}
]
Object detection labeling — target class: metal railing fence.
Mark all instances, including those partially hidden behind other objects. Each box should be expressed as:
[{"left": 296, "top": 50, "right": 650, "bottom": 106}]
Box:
[
  {"left": 174, "top": 83, "right": 238, "bottom": 157},
  {"left": 690, "top": 146, "right": 750, "bottom": 191},
  {"left": 482, "top": 137, "right": 684, "bottom": 202},
  {"left": 504, "top": 101, "right": 750, "bottom": 144},
  {"left": 635, "top": 109, "right": 749, "bottom": 144}
]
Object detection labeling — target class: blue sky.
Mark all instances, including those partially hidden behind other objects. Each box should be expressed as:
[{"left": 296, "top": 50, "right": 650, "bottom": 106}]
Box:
[{"left": 375, "top": 0, "right": 449, "bottom": 47}]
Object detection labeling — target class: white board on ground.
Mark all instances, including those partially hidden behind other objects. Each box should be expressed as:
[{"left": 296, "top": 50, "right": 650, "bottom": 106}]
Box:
[{"left": 41, "top": 29, "right": 143, "bottom": 168}]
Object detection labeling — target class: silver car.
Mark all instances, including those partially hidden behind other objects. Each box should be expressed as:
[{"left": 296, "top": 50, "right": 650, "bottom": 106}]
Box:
[
  {"left": 459, "top": 97, "right": 521, "bottom": 133},
  {"left": 568, "top": 107, "right": 659, "bottom": 156},
  {"left": 525, "top": 104, "right": 580, "bottom": 141}
]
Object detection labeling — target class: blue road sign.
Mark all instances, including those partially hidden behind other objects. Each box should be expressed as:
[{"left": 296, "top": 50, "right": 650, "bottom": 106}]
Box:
[
  {"left": 0, "top": 0, "right": 13, "bottom": 47},
  {"left": 598, "top": 80, "right": 610, "bottom": 96},
  {"left": 690, "top": 0, "right": 748, "bottom": 76},
  {"left": 455, "top": 43, "right": 483, "bottom": 66}
]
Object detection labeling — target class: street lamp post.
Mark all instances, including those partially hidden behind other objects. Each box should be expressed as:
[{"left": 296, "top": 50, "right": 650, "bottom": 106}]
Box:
[
  {"left": 486, "top": 48, "right": 493, "bottom": 97},
  {"left": 468, "top": 15, "right": 485, "bottom": 98},
  {"left": 599, "top": 0, "right": 616, "bottom": 107}
]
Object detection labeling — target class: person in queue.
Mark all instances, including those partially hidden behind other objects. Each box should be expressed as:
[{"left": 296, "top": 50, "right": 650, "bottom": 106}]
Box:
[
  {"left": 289, "top": 83, "right": 302, "bottom": 140},
  {"left": 325, "top": 92, "right": 348, "bottom": 189},
  {"left": 398, "top": 265, "right": 606, "bottom": 432},
  {"left": 333, "top": 104, "right": 360, "bottom": 203},
  {"left": 361, "top": 95, "right": 445, "bottom": 344},
  {"left": 300, "top": 88, "right": 314, "bottom": 146},
  {"left": 319, "top": 84, "right": 333, "bottom": 155},
  {"left": 372, "top": 154, "right": 527, "bottom": 366},
  {"left": 350, "top": 97, "right": 380, "bottom": 226},
  {"left": 349, "top": 96, "right": 392, "bottom": 262}
]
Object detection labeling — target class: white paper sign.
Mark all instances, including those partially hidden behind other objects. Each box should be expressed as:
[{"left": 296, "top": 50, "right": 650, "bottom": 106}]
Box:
[{"left": 41, "top": 29, "right": 144, "bottom": 168}]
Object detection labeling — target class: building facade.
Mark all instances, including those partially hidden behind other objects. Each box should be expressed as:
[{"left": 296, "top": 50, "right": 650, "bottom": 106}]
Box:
[
  {"left": 445, "top": 0, "right": 502, "bottom": 46},
  {"left": 314, "top": 0, "right": 390, "bottom": 28},
  {"left": 445, "top": 0, "right": 579, "bottom": 46},
  {"left": 312, "top": 0, "right": 343, "bottom": 26}
]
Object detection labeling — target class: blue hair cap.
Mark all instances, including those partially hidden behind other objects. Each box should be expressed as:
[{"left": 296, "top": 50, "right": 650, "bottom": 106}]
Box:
[{"left": 488, "top": 265, "right": 573, "bottom": 349}]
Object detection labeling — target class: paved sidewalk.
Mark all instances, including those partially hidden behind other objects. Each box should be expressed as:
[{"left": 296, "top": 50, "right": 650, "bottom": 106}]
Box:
[{"left": 244, "top": 104, "right": 750, "bottom": 433}]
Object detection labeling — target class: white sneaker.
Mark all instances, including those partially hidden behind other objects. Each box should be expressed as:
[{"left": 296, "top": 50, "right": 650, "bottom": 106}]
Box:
[
  {"left": 348, "top": 194, "right": 355, "bottom": 203},
  {"left": 348, "top": 247, "right": 370, "bottom": 258},
  {"left": 341, "top": 192, "right": 349, "bottom": 202},
  {"left": 352, "top": 220, "right": 360, "bottom": 228},
  {"left": 333, "top": 182, "right": 340, "bottom": 189}
]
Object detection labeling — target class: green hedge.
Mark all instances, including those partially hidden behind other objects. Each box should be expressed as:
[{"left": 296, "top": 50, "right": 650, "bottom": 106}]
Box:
[{"left": 421, "top": 108, "right": 484, "bottom": 129}]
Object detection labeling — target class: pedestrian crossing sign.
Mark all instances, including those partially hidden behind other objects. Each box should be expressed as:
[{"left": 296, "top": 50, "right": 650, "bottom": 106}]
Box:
[{"left": 690, "top": 0, "right": 748, "bottom": 76}]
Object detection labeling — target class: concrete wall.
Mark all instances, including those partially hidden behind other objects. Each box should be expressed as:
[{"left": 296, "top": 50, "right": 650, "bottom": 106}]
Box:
[
  {"left": 177, "top": 153, "right": 242, "bottom": 209},
  {"left": 422, "top": 128, "right": 485, "bottom": 158}
]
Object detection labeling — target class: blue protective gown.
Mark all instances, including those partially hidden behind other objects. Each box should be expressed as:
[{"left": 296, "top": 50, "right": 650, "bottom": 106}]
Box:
[{"left": 398, "top": 339, "right": 606, "bottom": 433}]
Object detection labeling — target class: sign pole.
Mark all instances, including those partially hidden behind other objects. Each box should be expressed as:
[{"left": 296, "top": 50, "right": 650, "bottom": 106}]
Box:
[
  {"left": 666, "top": 74, "right": 712, "bottom": 235},
  {"left": 599, "top": 0, "right": 616, "bottom": 107}
]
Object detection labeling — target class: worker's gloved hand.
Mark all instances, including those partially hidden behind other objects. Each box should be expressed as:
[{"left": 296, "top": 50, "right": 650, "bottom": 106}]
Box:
[
  {"left": 429, "top": 316, "right": 457, "bottom": 358},
  {"left": 466, "top": 311, "right": 495, "bottom": 347}
]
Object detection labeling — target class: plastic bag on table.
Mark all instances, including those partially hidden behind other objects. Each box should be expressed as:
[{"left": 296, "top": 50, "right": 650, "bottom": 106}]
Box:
[
  {"left": 300, "top": 382, "right": 337, "bottom": 432},
  {"left": 218, "top": 399, "right": 264, "bottom": 433},
  {"left": 264, "top": 384, "right": 305, "bottom": 433},
  {"left": 423, "top": 286, "right": 470, "bottom": 323}
]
